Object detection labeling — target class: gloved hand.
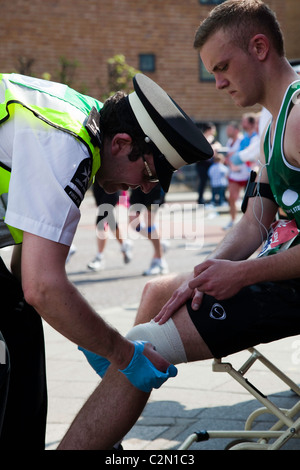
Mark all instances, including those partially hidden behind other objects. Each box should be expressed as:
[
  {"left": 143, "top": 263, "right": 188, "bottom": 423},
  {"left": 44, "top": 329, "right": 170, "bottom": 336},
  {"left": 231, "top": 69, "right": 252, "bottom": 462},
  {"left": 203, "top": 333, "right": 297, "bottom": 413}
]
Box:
[
  {"left": 78, "top": 346, "right": 110, "bottom": 378},
  {"left": 79, "top": 341, "right": 178, "bottom": 393},
  {"left": 119, "top": 340, "right": 178, "bottom": 393}
]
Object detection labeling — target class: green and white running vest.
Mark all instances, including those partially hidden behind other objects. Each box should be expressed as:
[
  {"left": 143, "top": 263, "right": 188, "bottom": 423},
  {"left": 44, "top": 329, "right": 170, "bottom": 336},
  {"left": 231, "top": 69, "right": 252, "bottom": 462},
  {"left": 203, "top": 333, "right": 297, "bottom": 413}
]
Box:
[
  {"left": 0, "top": 73, "right": 102, "bottom": 245},
  {"left": 264, "top": 80, "right": 300, "bottom": 231}
]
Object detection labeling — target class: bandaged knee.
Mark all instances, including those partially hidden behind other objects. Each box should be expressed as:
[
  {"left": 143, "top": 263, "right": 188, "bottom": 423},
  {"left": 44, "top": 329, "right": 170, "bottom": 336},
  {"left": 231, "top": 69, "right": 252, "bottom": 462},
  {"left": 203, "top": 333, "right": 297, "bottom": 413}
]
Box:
[{"left": 126, "top": 318, "right": 187, "bottom": 365}]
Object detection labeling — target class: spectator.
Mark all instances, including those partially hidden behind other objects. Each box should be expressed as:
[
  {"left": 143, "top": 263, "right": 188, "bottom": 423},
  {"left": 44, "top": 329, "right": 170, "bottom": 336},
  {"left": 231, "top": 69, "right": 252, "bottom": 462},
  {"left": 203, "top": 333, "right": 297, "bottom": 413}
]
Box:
[
  {"left": 224, "top": 113, "right": 257, "bottom": 229},
  {"left": 208, "top": 153, "right": 229, "bottom": 206},
  {"left": 87, "top": 183, "right": 132, "bottom": 271},
  {"left": 196, "top": 122, "right": 220, "bottom": 205},
  {"left": 129, "top": 185, "right": 168, "bottom": 276}
]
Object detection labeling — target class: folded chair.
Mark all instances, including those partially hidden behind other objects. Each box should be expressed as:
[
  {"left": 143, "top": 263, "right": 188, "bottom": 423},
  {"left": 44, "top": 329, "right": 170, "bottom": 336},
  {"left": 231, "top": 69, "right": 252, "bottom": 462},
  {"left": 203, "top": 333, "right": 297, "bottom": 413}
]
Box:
[{"left": 179, "top": 346, "right": 300, "bottom": 450}]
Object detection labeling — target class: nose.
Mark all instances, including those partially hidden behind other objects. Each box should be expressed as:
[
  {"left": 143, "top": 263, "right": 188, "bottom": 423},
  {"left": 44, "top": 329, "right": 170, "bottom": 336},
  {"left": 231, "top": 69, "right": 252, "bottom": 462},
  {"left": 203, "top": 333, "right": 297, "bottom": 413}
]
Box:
[{"left": 215, "top": 74, "right": 229, "bottom": 90}]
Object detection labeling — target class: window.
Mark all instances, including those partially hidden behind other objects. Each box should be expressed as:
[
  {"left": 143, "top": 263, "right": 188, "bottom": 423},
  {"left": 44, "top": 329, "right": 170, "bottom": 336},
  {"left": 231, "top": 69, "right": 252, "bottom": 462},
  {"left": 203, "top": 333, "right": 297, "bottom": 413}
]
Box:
[
  {"left": 198, "top": 55, "right": 214, "bottom": 82},
  {"left": 139, "top": 54, "right": 156, "bottom": 73},
  {"left": 199, "top": 1, "right": 226, "bottom": 4}
]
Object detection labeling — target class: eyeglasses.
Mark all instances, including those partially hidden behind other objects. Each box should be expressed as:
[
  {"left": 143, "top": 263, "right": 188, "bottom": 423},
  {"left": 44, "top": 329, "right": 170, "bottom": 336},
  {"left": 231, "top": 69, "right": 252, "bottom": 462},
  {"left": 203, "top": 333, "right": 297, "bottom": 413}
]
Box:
[{"left": 141, "top": 155, "right": 159, "bottom": 183}]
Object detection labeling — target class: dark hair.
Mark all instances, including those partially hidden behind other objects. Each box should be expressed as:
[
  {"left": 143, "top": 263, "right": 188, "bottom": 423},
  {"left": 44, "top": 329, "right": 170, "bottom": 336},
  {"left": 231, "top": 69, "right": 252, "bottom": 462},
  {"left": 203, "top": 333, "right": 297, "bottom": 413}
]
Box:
[
  {"left": 194, "top": 0, "right": 284, "bottom": 56},
  {"left": 100, "top": 91, "right": 152, "bottom": 161},
  {"left": 241, "top": 112, "right": 257, "bottom": 127},
  {"left": 202, "top": 121, "right": 215, "bottom": 132}
]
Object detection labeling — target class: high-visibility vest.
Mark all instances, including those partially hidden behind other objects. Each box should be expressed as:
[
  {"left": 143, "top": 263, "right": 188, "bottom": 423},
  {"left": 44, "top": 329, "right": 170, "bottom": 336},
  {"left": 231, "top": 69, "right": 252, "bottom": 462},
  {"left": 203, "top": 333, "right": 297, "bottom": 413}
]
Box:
[{"left": 0, "top": 73, "right": 102, "bottom": 245}]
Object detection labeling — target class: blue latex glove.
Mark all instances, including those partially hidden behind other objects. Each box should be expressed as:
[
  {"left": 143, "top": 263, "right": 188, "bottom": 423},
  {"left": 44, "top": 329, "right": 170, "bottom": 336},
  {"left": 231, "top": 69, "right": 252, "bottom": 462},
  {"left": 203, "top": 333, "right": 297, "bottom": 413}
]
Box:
[
  {"left": 119, "top": 340, "right": 178, "bottom": 393},
  {"left": 230, "top": 153, "right": 243, "bottom": 165},
  {"left": 78, "top": 346, "right": 110, "bottom": 378}
]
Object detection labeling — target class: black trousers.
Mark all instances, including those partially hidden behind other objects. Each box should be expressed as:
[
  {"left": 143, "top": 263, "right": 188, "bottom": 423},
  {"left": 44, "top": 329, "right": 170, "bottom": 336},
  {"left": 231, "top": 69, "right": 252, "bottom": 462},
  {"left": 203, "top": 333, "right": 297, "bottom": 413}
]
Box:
[
  {"left": 0, "top": 331, "right": 9, "bottom": 438},
  {"left": 0, "top": 257, "right": 47, "bottom": 450}
]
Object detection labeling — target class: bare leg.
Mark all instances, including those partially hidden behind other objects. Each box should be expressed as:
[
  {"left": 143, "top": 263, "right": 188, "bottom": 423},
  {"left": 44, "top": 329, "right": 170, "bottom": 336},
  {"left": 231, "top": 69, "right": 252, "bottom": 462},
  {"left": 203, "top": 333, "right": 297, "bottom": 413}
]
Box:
[
  {"left": 58, "top": 365, "right": 150, "bottom": 450},
  {"left": 58, "top": 274, "right": 212, "bottom": 449},
  {"left": 96, "top": 231, "right": 107, "bottom": 254},
  {"left": 129, "top": 210, "right": 163, "bottom": 260},
  {"left": 134, "top": 273, "right": 190, "bottom": 325},
  {"left": 228, "top": 181, "right": 240, "bottom": 223},
  {"left": 145, "top": 209, "right": 162, "bottom": 259},
  {"left": 149, "top": 237, "right": 162, "bottom": 259},
  {"left": 134, "top": 273, "right": 213, "bottom": 360}
]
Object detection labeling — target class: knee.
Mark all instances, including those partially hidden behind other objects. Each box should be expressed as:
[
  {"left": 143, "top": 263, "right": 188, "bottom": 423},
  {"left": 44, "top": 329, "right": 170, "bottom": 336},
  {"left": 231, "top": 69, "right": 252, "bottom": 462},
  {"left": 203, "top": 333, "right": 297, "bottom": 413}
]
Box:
[
  {"left": 142, "top": 274, "right": 179, "bottom": 300},
  {"left": 142, "top": 278, "right": 161, "bottom": 300},
  {"left": 126, "top": 319, "right": 187, "bottom": 365},
  {"left": 135, "top": 279, "right": 163, "bottom": 324},
  {"left": 136, "top": 274, "right": 186, "bottom": 325}
]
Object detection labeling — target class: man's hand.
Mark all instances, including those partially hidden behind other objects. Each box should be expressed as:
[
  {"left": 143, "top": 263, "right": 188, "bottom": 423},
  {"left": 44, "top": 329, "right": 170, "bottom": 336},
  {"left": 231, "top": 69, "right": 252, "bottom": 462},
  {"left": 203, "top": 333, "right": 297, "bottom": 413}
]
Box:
[
  {"left": 189, "top": 259, "right": 244, "bottom": 300},
  {"left": 154, "top": 258, "right": 246, "bottom": 326},
  {"left": 119, "top": 341, "right": 177, "bottom": 393},
  {"left": 79, "top": 341, "right": 177, "bottom": 393},
  {"left": 154, "top": 274, "right": 203, "bottom": 325},
  {"left": 78, "top": 346, "right": 111, "bottom": 378}
]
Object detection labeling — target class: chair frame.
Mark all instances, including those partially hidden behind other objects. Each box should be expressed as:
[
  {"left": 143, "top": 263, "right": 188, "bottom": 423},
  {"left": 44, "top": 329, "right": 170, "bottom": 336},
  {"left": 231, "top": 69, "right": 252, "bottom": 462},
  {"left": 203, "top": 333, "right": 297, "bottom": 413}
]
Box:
[{"left": 179, "top": 347, "right": 300, "bottom": 450}]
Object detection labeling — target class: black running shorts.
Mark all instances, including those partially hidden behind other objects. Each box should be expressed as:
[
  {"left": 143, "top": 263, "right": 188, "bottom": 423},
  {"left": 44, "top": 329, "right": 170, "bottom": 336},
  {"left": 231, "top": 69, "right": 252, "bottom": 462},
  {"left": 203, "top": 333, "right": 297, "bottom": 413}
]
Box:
[
  {"left": 130, "top": 185, "right": 165, "bottom": 209},
  {"left": 186, "top": 279, "right": 300, "bottom": 358}
]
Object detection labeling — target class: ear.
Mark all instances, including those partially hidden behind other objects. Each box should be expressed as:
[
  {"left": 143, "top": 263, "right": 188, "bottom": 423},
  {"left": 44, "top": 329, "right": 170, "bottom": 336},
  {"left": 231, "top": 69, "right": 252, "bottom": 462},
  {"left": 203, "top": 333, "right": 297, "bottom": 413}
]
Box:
[
  {"left": 249, "top": 34, "right": 269, "bottom": 61},
  {"left": 111, "top": 133, "right": 132, "bottom": 155}
]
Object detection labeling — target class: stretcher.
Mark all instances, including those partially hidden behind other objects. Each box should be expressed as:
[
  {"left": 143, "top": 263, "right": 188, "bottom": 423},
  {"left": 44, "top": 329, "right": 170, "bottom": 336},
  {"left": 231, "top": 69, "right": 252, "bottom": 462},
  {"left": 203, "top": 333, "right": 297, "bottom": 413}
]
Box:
[{"left": 179, "top": 347, "right": 300, "bottom": 450}]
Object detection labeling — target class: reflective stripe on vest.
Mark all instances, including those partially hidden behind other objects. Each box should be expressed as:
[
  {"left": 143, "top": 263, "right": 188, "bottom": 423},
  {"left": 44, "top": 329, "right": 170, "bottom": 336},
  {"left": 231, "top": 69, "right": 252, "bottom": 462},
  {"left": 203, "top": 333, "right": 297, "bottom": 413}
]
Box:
[
  {"left": 0, "top": 73, "right": 101, "bottom": 180},
  {"left": 0, "top": 164, "right": 23, "bottom": 246},
  {"left": 0, "top": 73, "right": 102, "bottom": 245}
]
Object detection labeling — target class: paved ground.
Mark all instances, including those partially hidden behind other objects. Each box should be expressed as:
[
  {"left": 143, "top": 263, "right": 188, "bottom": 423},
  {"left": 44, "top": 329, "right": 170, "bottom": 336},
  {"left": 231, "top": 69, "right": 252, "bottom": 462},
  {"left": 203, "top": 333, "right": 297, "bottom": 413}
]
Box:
[{"left": 2, "top": 188, "right": 299, "bottom": 451}]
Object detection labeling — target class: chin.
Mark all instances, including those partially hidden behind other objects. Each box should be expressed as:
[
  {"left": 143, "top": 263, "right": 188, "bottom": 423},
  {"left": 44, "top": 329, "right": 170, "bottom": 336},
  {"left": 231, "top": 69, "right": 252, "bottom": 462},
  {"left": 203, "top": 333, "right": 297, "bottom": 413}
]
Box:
[
  {"left": 105, "top": 183, "right": 128, "bottom": 194},
  {"left": 238, "top": 94, "right": 258, "bottom": 108},
  {"left": 234, "top": 98, "right": 251, "bottom": 108},
  {"left": 230, "top": 92, "right": 251, "bottom": 108}
]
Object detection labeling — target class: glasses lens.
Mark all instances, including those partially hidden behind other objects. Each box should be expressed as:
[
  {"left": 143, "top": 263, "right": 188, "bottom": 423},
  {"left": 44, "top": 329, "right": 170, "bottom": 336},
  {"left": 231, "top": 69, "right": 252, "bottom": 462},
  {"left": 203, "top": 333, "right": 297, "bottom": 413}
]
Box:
[{"left": 143, "top": 156, "right": 159, "bottom": 182}]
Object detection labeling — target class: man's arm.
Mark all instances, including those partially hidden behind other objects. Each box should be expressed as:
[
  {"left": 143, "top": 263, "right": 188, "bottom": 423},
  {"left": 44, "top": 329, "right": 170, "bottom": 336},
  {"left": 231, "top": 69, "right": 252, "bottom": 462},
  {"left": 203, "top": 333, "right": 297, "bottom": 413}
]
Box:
[
  {"left": 196, "top": 104, "right": 300, "bottom": 298},
  {"left": 156, "top": 166, "right": 280, "bottom": 323},
  {"left": 189, "top": 243, "right": 300, "bottom": 300},
  {"left": 20, "top": 231, "right": 176, "bottom": 384},
  {"left": 20, "top": 232, "right": 135, "bottom": 370}
]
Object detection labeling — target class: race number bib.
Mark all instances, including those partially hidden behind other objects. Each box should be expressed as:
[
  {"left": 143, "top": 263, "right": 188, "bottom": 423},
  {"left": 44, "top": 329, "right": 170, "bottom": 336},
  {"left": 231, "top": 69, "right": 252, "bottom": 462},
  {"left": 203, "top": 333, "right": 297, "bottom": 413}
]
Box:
[{"left": 258, "top": 218, "right": 300, "bottom": 257}]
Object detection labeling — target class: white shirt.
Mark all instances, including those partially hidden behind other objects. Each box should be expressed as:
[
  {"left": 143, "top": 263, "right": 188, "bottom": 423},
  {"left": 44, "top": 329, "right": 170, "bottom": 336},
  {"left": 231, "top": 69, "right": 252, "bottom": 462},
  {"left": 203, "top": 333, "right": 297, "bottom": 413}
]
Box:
[
  {"left": 208, "top": 162, "right": 229, "bottom": 187},
  {"left": 0, "top": 106, "right": 90, "bottom": 246}
]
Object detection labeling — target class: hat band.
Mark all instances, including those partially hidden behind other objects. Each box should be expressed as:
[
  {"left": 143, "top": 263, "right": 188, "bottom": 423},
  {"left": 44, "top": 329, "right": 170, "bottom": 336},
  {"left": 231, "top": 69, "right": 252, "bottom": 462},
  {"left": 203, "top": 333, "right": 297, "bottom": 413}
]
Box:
[{"left": 128, "top": 92, "right": 186, "bottom": 170}]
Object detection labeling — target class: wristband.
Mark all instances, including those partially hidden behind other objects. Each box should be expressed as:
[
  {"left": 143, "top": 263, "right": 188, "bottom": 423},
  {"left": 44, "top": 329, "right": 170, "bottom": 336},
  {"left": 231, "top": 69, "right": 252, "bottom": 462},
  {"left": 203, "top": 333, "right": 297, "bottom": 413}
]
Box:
[{"left": 119, "top": 340, "right": 177, "bottom": 393}]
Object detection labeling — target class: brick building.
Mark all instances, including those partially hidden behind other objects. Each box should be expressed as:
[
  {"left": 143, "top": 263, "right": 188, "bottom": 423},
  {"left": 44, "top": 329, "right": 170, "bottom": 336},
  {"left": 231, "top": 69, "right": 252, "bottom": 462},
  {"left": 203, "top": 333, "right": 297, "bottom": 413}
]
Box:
[{"left": 1, "top": 0, "right": 299, "bottom": 138}]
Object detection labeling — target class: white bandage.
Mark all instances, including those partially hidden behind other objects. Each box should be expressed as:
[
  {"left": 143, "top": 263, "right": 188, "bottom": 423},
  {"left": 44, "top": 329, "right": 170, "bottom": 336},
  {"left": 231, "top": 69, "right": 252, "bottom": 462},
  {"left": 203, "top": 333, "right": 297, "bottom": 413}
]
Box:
[{"left": 126, "top": 318, "right": 187, "bottom": 365}]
